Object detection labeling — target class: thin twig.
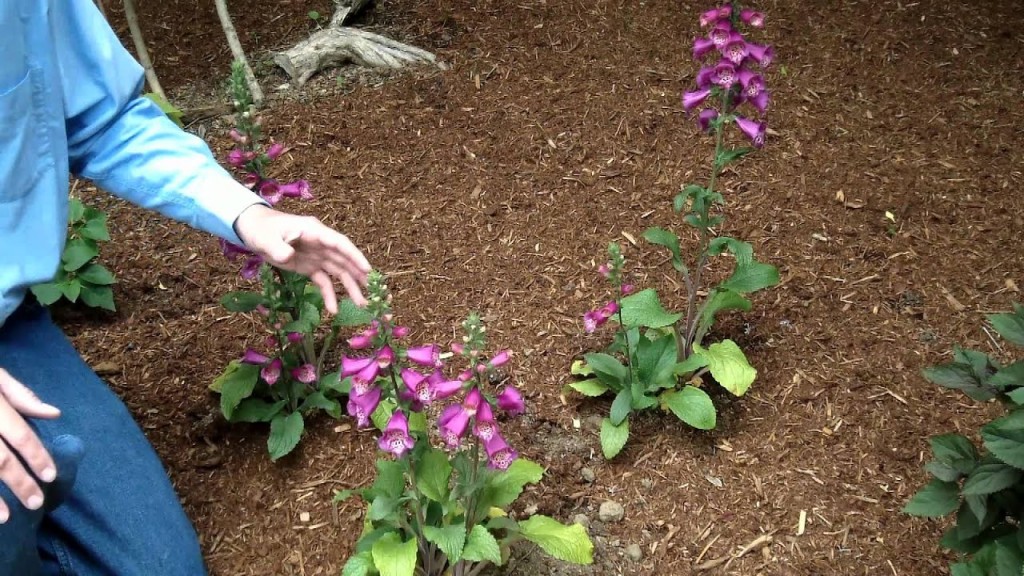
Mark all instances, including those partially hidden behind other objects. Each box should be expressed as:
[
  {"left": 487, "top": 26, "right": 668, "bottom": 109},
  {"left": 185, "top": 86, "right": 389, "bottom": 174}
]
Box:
[
  {"left": 122, "top": 0, "right": 165, "bottom": 98},
  {"left": 213, "top": 0, "right": 264, "bottom": 106}
]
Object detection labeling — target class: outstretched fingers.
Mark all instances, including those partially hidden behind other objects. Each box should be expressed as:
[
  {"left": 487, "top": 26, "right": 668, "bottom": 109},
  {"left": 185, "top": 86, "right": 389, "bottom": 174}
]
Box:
[{"left": 0, "top": 371, "right": 59, "bottom": 523}]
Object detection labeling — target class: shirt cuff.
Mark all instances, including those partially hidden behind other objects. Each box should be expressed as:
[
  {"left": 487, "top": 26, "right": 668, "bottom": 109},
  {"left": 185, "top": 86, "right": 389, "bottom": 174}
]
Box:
[{"left": 193, "top": 170, "right": 269, "bottom": 247}]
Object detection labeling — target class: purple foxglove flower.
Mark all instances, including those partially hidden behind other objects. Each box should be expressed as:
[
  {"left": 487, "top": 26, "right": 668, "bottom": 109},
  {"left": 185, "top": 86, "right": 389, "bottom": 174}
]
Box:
[
  {"left": 740, "top": 9, "right": 764, "bottom": 27},
  {"left": 378, "top": 411, "right": 415, "bottom": 457},
  {"left": 340, "top": 355, "right": 375, "bottom": 378},
  {"left": 709, "top": 21, "right": 732, "bottom": 47},
  {"left": 347, "top": 333, "right": 373, "bottom": 350},
  {"left": 747, "top": 43, "right": 774, "bottom": 67},
  {"left": 286, "top": 332, "right": 304, "bottom": 344},
  {"left": 458, "top": 369, "right": 474, "bottom": 382},
  {"left": 621, "top": 283, "right": 635, "bottom": 295},
  {"left": 262, "top": 358, "right": 282, "bottom": 386},
  {"left": 489, "top": 350, "right": 512, "bottom": 368},
  {"left": 748, "top": 90, "right": 770, "bottom": 113},
  {"left": 427, "top": 370, "right": 463, "bottom": 400},
  {"left": 401, "top": 367, "right": 429, "bottom": 397},
  {"left": 722, "top": 33, "right": 749, "bottom": 65},
  {"left": 682, "top": 88, "right": 712, "bottom": 112},
  {"left": 392, "top": 325, "right": 410, "bottom": 339},
  {"left": 220, "top": 239, "right": 250, "bottom": 260},
  {"left": 735, "top": 116, "right": 766, "bottom": 148},
  {"left": 473, "top": 401, "right": 499, "bottom": 441},
  {"left": 439, "top": 404, "right": 471, "bottom": 448},
  {"left": 695, "top": 66, "right": 715, "bottom": 89},
  {"left": 376, "top": 346, "right": 395, "bottom": 369},
  {"left": 451, "top": 342, "right": 465, "bottom": 355},
  {"left": 406, "top": 344, "right": 441, "bottom": 368},
  {"left": 227, "top": 148, "right": 247, "bottom": 167},
  {"left": 693, "top": 37, "right": 716, "bottom": 59},
  {"left": 241, "top": 348, "right": 270, "bottom": 365},
  {"left": 259, "top": 180, "right": 283, "bottom": 205},
  {"left": 497, "top": 386, "right": 525, "bottom": 417},
  {"left": 266, "top": 143, "right": 285, "bottom": 160},
  {"left": 583, "top": 310, "right": 603, "bottom": 333},
  {"left": 485, "top": 433, "right": 518, "bottom": 470},
  {"left": 280, "top": 180, "right": 313, "bottom": 201},
  {"left": 698, "top": 109, "right": 719, "bottom": 132},
  {"left": 710, "top": 61, "right": 737, "bottom": 88},
  {"left": 597, "top": 263, "right": 611, "bottom": 278},
  {"left": 229, "top": 129, "right": 247, "bottom": 144},
  {"left": 738, "top": 70, "right": 765, "bottom": 98},
  {"left": 242, "top": 172, "right": 260, "bottom": 187},
  {"left": 718, "top": 5, "right": 732, "bottom": 17},
  {"left": 699, "top": 8, "right": 721, "bottom": 27},
  {"left": 240, "top": 256, "right": 263, "bottom": 280},
  {"left": 263, "top": 334, "right": 277, "bottom": 349},
  {"left": 291, "top": 363, "right": 317, "bottom": 384},
  {"left": 600, "top": 300, "right": 619, "bottom": 319},
  {"left": 347, "top": 386, "right": 382, "bottom": 429},
  {"left": 351, "top": 360, "right": 382, "bottom": 396}
]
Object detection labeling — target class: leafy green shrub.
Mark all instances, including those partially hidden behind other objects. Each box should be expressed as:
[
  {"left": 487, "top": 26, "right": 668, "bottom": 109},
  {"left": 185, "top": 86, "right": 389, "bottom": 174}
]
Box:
[
  {"left": 904, "top": 303, "right": 1024, "bottom": 575},
  {"left": 31, "top": 198, "right": 117, "bottom": 311}
]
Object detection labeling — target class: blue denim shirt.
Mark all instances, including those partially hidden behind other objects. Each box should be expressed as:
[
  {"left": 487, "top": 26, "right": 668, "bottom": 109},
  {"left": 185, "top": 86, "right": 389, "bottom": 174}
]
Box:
[{"left": 0, "top": 0, "right": 263, "bottom": 327}]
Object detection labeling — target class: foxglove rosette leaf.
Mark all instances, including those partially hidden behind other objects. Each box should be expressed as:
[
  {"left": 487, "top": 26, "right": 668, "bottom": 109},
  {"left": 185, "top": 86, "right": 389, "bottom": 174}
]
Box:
[
  {"left": 348, "top": 386, "right": 382, "bottom": 429},
  {"left": 378, "top": 411, "right": 415, "bottom": 457},
  {"left": 497, "top": 386, "right": 525, "bottom": 417},
  {"left": 484, "top": 433, "right": 518, "bottom": 470},
  {"left": 735, "top": 116, "right": 767, "bottom": 148},
  {"left": 683, "top": 88, "right": 712, "bottom": 112}
]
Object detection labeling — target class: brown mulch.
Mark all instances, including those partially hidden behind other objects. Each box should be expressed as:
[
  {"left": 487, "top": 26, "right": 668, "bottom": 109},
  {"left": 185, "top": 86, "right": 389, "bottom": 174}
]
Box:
[{"left": 57, "top": 0, "right": 1024, "bottom": 574}]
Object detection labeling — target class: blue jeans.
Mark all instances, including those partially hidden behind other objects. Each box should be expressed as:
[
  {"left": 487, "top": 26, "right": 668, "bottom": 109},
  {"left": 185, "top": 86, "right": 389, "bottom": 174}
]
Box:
[{"left": 0, "top": 301, "right": 206, "bottom": 575}]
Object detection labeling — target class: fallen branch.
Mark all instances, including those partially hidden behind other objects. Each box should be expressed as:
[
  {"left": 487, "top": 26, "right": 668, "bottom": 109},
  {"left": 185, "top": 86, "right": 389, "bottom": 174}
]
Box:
[{"left": 213, "top": 0, "right": 264, "bottom": 106}]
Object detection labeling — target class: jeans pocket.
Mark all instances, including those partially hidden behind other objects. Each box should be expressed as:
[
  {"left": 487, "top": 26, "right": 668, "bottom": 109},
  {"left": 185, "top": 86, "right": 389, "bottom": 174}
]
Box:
[{"left": 0, "top": 70, "right": 42, "bottom": 203}]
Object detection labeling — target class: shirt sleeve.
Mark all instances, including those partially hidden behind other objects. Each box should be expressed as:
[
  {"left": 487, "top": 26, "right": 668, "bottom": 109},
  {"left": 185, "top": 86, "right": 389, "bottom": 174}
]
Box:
[{"left": 53, "top": 0, "right": 265, "bottom": 246}]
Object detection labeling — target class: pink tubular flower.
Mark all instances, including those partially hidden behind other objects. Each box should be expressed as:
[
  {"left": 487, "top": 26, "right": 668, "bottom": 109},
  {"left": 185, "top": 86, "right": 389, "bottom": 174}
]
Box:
[
  {"left": 347, "top": 387, "right": 382, "bottom": 429},
  {"left": 406, "top": 344, "right": 441, "bottom": 368},
  {"left": 748, "top": 90, "right": 770, "bottom": 113},
  {"left": 722, "top": 33, "right": 749, "bottom": 65},
  {"left": 291, "top": 364, "right": 317, "bottom": 384},
  {"left": 261, "top": 358, "right": 282, "bottom": 386},
  {"left": 347, "top": 333, "right": 373, "bottom": 349},
  {"left": 597, "top": 263, "right": 611, "bottom": 278},
  {"left": 450, "top": 342, "right": 464, "bottom": 355},
  {"left": 600, "top": 300, "right": 619, "bottom": 318},
  {"left": 266, "top": 143, "right": 285, "bottom": 160},
  {"left": 473, "top": 402, "right": 499, "bottom": 441},
  {"left": 747, "top": 43, "right": 774, "bottom": 67},
  {"left": 259, "top": 180, "right": 283, "bottom": 205},
  {"left": 699, "top": 8, "right": 721, "bottom": 27},
  {"left": 735, "top": 116, "right": 766, "bottom": 148},
  {"left": 692, "top": 37, "right": 716, "bottom": 59},
  {"left": 220, "top": 239, "right": 250, "bottom": 260},
  {"left": 286, "top": 332, "right": 304, "bottom": 344},
  {"left": 228, "top": 129, "right": 247, "bottom": 144},
  {"left": 497, "top": 386, "right": 525, "bottom": 417},
  {"left": 489, "top": 350, "right": 512, "bottom": 368},
  {"left": 375, "top": 346, "right": 395, "bottom": 369},
  {"left": 682, "top": 88, "right": 712, "bottom": 112},
  {"left": 583, "top": 310, "right": 602, "bottom": 333},
  {"left": 240, "top": 255, "right": 264, "bottom": 280},
  {"left": 458, "top": 369, "right": 474, "bottom": 382},
  {"left": 378, "top": 411, "right": 415, "bottom": 457},
  {"left": 738, "top": 70, "right": 765, "bottom": 99},
  {"left": 279, "top": 180, "right": 313, "bottom": 201},
  {"left": 698, "top": 109, "right": 719, "bottom": 132},
  {"left": 241, "top": 348, "right": 270, "bottom": 365},
  {"left": 709, "top": 21, "right": 732, "bottom": 47},
  {"left": 710, "top": 61, "right": 737, "bottom": 88},
  {"left": 485, "top": 433, "right": 518, "bottom": 470},
  {"left": 439, "top": 404, "right": 470, "bottom": 449},
  {"left": 340, "top": 355, "right": 375, "bottom": 378},
  {"left": 351, "top": 360, "right": 382, "bottom": 395},
  {"left": 695, "top": 66, "right": 715, "bottom": 89},
  {"left": 621, "top": 283, "right": 635, "bottom": 295},
  {"left": 227, "top": 149, "right": 247, "bottom": 167},
  {"left": 392, "top": 325, "right": 410, "bottom": 340},
  {"left": 740, "top": 9, "right": 765, "bottom": 27}
]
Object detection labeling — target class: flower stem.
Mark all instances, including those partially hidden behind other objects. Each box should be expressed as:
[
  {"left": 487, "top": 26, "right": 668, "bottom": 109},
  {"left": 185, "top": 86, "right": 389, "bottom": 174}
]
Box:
[{"left": 616, "top": 305, "right": 636, "bottom": 389}]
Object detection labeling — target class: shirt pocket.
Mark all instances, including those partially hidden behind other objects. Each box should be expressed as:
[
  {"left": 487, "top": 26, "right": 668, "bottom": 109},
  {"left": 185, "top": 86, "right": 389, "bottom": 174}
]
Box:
[{"left": 0, "top": 71, "right": 41, "bottom": 203}]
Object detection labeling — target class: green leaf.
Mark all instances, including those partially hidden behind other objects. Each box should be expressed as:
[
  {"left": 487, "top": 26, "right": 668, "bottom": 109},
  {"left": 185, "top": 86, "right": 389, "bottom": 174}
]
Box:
[
  {"left": 77, "top": 263, "right": 116, "bottom": 286},
  {"left": 673, "top": 353, "right": 710, "bottom": 377},
  {"left": 283, "top": 301, "right": 321, "bottom": 334},
  {"left": 582, "top": 353, "right": 629, "bottom": 390},
  {"left": 991, "top": 361, "right": 1024, "bottom": 389},
  {"left": 341, "top": 551, "right": 374, "bottom": 576},
  {"left": 697, "top": 289, "right": 752, "bottom": 342},
  {"left": 983, "top": 415, "right": 1024, "bottom": 470},
  {"left": 903, "top": 479, "right": 960, "bottom": 517},
  {"left": 217, "top": 361, "right": 260, "bottom": 419},
  {"left": 29, "top": 283, "right": 63, "bottom": 306},
  {"left": 299, "top": 391, "right": 340, "bottom": 418},
  {"left": 518, "top": 515, "right": 594, "bottom": 565},
  {"left": 989, "top": 306, "right": 1024, "bottom": 347},
  {"left": 693, "top": 340, "right": 756, "bottom": 396},
  {"left": 660, "top": 386, "right": 716, "bottom": 430},
  {"left": 567, "top": 379, "right": 610, "bottom": 397},
  {"left": 320, "top": 372, "right": 349, "bottom": 395},
  {"left": 144, "top": 92, "right": 184, "bottom": 127},
  {"left": 231, "top": 398, "right": 287, "bottom": 422},
  {"left": 706, "top": 237, "right": 754, "bottom": 265},
  {"left": 489, "top": 458, "right": 545, "bottom": 507},
  {"left": 371, "top": 532, "right": 418, "bottom": 576},
  {"left": 619, "top": 288, "right": 682, "bottom": 328},
  {"left": 1008, "top": 388, "right": 1024, "bottom": 406},
  {"left": 462, "top": 525, "right": 502, "bottom": 564},
  {"left": 609, "top": 388, "right": 632, "bottom": 426},
  {"left": 78, "top": 215, "right": 111, "bottom": 242},
  {"left": 569, "top": 360, "right": 593, "bottom": 376},
  {"left": 643, "top": 227, "right": 686, "bottom": 273},
  {"left": 923, "top": 361, "right": 996, "bottom": 402},
  {"left": 994, "top": 536, "right": 1024, "bottom": 576},
  {"left": 220, "top": 291, "right": 266, "bottom": 313},
  {"left": 79, "top": 284, "right": 115, "bottom": 311},
  {"left": 715, "top": 147, "right": 753, "bottom": 168},
  {"left": 371, "top": 398, "right": 396, "bottom": 431},
  {"left": 368, "top": 496, "right": 400, "bottom": 522},
  {"left": 719, "top": 262, "right": 780, "bottom": 294},
  {"left": 59, "top": 279, "right": 82, "bottom": 303},
  {"left": 62, "top": 238, "right": 98, "bottom": 271},
  {"left": 950, "top": 563, "right": 986, "bottom": 576},
  {"left": 600, "top": 417, "right": 629, "bottom": 459},
  {"left": 416, "top": 447, "right": 453, "bottom": 502},
  {"left": 423, "top": 524, "right": 467, "bottom": 564},
  {"left": 408, "top": 412, "right": 427, "bottom": 434},
  {"left": 932, "top": 434, "right": 980, "bottom": 466},
  {"left": 369, "top": 460, "right": 406, "bottom": 500},
  {"left": 925, "top": 461, "right": 962, "bottom": 483},
  {"left": 962, "top": 463, "right": 1022, "bottom": 496},
  {"left": 634, "top": 332, "right": 678, "bottom": 391},
  {"left": 335, "top": 297, "right": 375, "bottom": 327},
  {"left": 268, "top": 412, "right": 304, "bottom": 461},
  {"left": 68, "top": 198, "right": 86, "bottom": 223}
]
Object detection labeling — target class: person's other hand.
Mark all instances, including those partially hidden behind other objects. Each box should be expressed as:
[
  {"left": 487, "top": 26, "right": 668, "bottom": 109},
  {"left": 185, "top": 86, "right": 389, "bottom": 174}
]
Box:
[
  {"left": 234, "top": 205, "right": 372, "bottom": 312},
  {"left": 0, "top": 368, "right": 59, "bottom": 523}
]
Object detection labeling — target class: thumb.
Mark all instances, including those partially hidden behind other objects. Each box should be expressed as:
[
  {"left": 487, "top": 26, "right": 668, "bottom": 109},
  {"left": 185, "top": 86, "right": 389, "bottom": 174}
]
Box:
[
  {"left": 0, "top": 372, "right": 60, "bottom": 419},
  {"left": 264, "top": 231, "right": 299, "bottom": 264}
]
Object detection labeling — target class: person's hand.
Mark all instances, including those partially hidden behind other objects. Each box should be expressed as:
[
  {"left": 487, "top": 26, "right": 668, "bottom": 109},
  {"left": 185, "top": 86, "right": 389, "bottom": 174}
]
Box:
[
  {"left": 233, "top": 204, "right": 372, "bottom": 311},
  {"left": 0, "top": 368, "right": 59, "bottom": 523}
]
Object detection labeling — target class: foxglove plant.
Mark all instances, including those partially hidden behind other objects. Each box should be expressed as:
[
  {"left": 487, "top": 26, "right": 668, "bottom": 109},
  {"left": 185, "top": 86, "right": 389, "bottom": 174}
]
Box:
[
  {"left": 336, "top": 272, "right": 592, "bottom": 576},
  {"left": 571, "top": 3, "right": 780, "bottom": 459},
  {"left": 210, "top": 61, "right": 369, "bottom": 460}
]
